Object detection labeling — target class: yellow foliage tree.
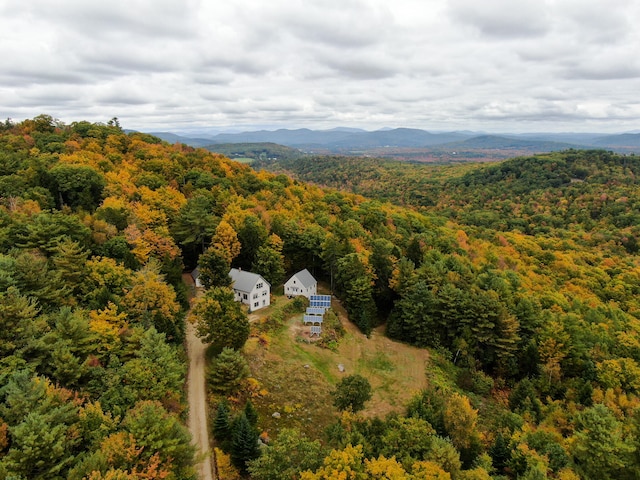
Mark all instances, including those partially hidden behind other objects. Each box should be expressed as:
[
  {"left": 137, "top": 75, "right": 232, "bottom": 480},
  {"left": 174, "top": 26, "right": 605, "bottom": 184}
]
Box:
[
  {"left": 121, "top": 261, "right": 180, "bottom": 332},
  {"left": 84, "top": 256, "right": 134, "bottom": 300},
  {"left": 137, "top": 185, "right": 186, "bottom": 218},
  {"left": 129, "top": 202, "right": 167, "bottom": 229},
  {"left": 214, "top": 447, "right": 242, "bottom": 480},
  {"left": 124, "top": 225, "right": 180, "bottom": 264},
  {"left": 364, "top": 455, "right": 408, "bottom": 479},
  {"left": 443, "top": 393, "right": 479, "bottom": 451},
  {"left": 211, "top": 220, "right": 241, "bottom": 264},
  {"left": 89, "top": 302, "right": 128, "bottom": 350},
  {"left": 300, "top": 444, "right": 367, "bottom": 480},
  {"left": 410, "top": 461, "right": 451, "bottom": 480}
]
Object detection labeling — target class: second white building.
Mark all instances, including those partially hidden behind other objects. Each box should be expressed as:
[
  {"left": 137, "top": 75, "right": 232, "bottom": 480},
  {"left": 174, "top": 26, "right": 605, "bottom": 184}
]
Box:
[
  {"left": 284, "top": 268, "right": 317, "bottom": 299},
  {"left": 229, "top": 268, "right": 271, "bottom": 311}
]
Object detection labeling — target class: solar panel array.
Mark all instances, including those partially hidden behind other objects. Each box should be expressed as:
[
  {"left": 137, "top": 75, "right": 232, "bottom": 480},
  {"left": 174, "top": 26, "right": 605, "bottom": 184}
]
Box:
[
  {"left": 304, "top": 314, "right": 323, "bottom": 325},
  {"left": 309, "top": 295, "right": 331, "bottom": 308},
  {"left": 306, "top": 307, "right": 326, "bottom": 315},
  {"left": 304, "top": 295, "right": 332, "bottom": 336},
  {"left": 310, "top": 294, "right": 331, "bottom": 301}
]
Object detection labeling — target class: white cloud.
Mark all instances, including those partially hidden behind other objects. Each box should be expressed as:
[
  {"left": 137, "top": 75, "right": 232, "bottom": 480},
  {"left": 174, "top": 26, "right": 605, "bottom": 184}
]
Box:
[
  {"left": 0, "top": 0, "right": 639, "bottom": 132},
  {"left": 448, "top": 0, "right": 551, "bottom": 39}
]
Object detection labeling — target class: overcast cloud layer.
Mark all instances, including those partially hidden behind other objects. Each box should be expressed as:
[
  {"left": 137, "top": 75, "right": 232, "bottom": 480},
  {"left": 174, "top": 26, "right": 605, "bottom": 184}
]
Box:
[{"left": 1, "top": 0, "right": 639, "bottom": 133}]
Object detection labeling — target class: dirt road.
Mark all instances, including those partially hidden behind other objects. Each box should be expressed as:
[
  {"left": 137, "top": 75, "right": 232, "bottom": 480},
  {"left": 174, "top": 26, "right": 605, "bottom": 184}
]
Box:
[{"left": 186, "top": 318, "right": 215, "bottom": 480}]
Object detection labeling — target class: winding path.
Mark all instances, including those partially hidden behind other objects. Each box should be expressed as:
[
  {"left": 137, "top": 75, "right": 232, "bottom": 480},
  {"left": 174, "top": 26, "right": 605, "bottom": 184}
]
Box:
[{"left": 186, "top": 313, "right": 215, "bottom": 480}]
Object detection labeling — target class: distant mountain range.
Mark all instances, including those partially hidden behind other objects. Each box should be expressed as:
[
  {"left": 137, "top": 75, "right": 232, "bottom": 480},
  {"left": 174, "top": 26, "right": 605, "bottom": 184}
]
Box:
[{"left": 147, "top": 128, "right": 640, "bottom": 154}]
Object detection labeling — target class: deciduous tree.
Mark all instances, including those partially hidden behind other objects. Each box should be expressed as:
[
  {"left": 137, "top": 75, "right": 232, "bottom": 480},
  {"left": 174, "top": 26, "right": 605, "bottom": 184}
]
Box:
[
  {"left": 197, "top": 246, "right": 231, "bottom": 288},
  {"left": 332, "top": 374, "right": 372, "bottom": 413},
  {"left": 248, "top": 428, "right": 325, "bottom": 480},
  {"left": 193, "top": 287, "right": 249, "bottom": 351}
]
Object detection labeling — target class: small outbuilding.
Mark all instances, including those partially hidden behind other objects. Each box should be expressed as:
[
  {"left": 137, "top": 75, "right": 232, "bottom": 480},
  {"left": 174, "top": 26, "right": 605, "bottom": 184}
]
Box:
[
  {"left": 229, "top": 268, "right": 271, "bottom": 311},
  {"left": 284, "top": 269, "right": 317, "bottom": 299},
  {"left": 191, "top": 267, "right": 203, "bottom": 288}
]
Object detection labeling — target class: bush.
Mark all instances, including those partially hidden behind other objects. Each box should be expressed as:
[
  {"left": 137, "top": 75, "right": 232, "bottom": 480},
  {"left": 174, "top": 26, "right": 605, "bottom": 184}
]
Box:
[{"left": 457, "top": 369, "right": 494, "bottom": 395}]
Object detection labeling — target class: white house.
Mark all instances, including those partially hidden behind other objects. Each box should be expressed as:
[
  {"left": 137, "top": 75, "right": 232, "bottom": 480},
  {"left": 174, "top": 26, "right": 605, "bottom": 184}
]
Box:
[
  {"left": 229, "top": 268, "right": 271, "bottom": 311},
  {"left": 284, "top": 269, "right": 317, "bottom": 299}
]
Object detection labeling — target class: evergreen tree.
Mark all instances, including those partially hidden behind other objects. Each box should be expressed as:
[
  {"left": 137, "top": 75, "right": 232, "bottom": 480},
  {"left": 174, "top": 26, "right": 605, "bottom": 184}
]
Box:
[
  {"left": 51, "top": 237, "right": 88, "bottom": 296},
  {"left": 120, "top": 327, "right": 185, "bottom": 404},
  {"left": 509, "top": 378, "right": 542, "bottom": 422},
  {"left": 208, "top": 347, "right": 250, "bottom": 394},
  {"left": 231, "top": 413, "right": 260, "bottom": 473},
  {"left": 0, "top": 286, "right": 41, "bottom": 358},
  {"left": 244, "top": 399, "right": 259, "bottom": 427},
  {"left": 0, "top": 372, "right": 81, "bottom": 479},
  {"left": 490, "top": 433, "right": 512, "bottom": 474},
  {"left": 122, "top": 400, "right": 195, "bottom": 479},
  {"left": 335, "top": 253, "right": 377, "bottom": 335},
  {"left": 213, "top": 401, "right": 232, "bottom": 450},
  {"left": 571, "top": 404, "right": 633, "bottom": 480},
  {"left": 172, "top": 193, "right": 218, "bottom": 255}
]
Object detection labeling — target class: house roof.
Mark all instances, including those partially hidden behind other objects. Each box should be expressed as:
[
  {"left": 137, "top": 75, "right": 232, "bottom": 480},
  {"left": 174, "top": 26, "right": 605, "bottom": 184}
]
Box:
[
  {"left": 229, "top": 268, "right": 270, "bottom": 293},
  {"left": 191, "top": 267, "right": 200, "bottom": 280},
  {"left": 289, "top": 269, "right": 316, "bottom": 289}
]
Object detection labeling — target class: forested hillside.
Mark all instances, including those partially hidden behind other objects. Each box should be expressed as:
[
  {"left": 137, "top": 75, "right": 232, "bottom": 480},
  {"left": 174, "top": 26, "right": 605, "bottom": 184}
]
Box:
[
  {"left": 2, "top": 116, "right": 640, "bottom": 478},
  {"left": 253, "top": 154, "right": 485, "bottom": 206},
  {"left": 253, "top": 148, "right": 640, "bottom": 478}
]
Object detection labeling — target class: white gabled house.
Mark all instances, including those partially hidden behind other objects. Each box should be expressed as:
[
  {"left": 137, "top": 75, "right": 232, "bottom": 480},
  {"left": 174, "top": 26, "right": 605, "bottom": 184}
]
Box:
[
  {"left": 229, "top": 268, "right": 271, "bottom": 311},
  {"left": 284, "top": 269, "right": 317, "bottom": 299}
]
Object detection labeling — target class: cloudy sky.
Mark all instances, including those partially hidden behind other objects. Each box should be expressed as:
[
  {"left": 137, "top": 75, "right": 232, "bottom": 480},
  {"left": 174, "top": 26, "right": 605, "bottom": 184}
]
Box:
[{"left": 1, "top": 0, "right": 639, "bottom": 133}]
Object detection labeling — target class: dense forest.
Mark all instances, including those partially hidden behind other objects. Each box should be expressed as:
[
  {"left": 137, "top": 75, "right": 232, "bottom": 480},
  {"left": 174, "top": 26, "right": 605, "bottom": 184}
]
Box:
[{"left": 2, "top": 115, "right": 640, "bottom": 479}]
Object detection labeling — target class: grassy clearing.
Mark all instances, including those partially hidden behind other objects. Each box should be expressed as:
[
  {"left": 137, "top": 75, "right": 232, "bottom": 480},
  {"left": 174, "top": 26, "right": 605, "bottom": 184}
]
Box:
[{"left": 243, "top": 293, "right": 432, "bottom": 440}]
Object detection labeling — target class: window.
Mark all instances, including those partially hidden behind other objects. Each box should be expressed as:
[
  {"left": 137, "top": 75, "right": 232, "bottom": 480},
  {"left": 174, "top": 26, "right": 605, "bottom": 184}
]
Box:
[
  {"left": 256, "top": 282, "right": 263, "bottom": 289},
  {"left": 262, "top": 291, "right": 267, "bottom": 296},
  {"left": 253, "top": 293, "right": 258, "bottom": 299},
  {"left": 243, "top": 294, "right": 248, "bottom": 300},
  {"left": 254, "top": 302, "right": 259, "bottom": 308}
]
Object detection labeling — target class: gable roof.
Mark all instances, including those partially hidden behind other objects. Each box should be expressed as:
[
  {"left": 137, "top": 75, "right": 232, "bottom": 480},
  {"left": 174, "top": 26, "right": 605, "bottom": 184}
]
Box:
[
  {"left": 229, "top": 268, "right": 270, "bottom": 293},
  {"left": 289, "top": 269, "right": 316, "bottom": 289}
]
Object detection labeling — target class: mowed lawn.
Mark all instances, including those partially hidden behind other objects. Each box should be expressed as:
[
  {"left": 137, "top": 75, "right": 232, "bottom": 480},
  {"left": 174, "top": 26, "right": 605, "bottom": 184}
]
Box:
[{"left": 244, "top": 292, "right": 431, "bottom": 440}]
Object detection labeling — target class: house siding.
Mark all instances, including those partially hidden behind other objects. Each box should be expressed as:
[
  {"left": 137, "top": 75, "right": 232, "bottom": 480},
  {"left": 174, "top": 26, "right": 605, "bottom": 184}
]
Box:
[
  {"left": 230, "top": 269, "right": 271, "bottom": 311},
  {"left": 284, "top": 270, "right": 317, "bottom": 299}
]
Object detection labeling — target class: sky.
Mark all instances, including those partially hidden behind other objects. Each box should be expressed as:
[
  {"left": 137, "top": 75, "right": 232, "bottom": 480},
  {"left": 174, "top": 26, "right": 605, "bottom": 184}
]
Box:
[{"left": 1, "top": 0, "right": 640, "bottom": 134}]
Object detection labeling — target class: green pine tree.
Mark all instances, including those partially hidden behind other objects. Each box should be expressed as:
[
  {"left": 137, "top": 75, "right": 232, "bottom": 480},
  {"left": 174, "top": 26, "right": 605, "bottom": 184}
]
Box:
[
  {"left": 207, "top": 347, "right": 250, "bottom": 394},
  {"left": 244, "top": 399, "right": 259, "bottom": 427},
  {"left": 213, "top": 401, "right": 232, "bottom": 450},
  {"left": 231, "top": 413, "right": 260, "bottom": 473}
]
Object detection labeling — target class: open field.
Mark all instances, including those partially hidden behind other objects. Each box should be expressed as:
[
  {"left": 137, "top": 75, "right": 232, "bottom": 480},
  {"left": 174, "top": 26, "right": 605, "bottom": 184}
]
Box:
[{"left": 243, "top": 292, "right": 431, "bottom": 440}]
